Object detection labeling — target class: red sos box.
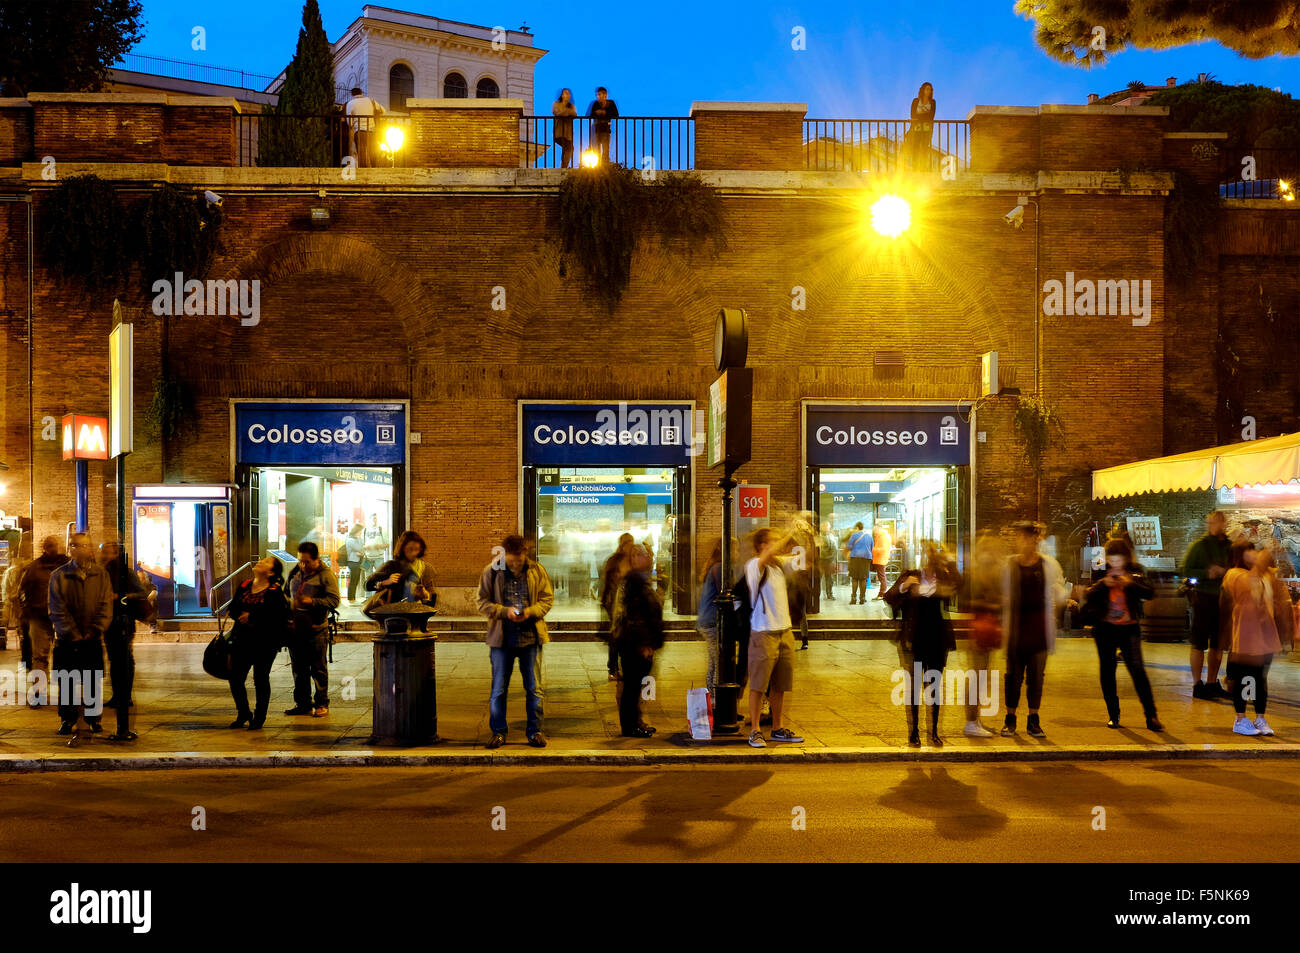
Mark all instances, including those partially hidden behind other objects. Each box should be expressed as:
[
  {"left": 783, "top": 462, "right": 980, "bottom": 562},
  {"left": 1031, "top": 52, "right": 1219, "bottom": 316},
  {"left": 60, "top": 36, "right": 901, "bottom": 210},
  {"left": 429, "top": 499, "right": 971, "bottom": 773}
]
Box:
[{"left": 737, "top": 486, "right": 768, "bottom": 519}]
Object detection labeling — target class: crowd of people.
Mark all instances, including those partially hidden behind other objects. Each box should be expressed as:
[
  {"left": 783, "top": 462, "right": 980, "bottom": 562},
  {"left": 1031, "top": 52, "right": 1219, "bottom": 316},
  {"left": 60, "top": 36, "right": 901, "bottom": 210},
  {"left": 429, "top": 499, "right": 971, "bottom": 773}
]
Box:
[{"left": 2, "top": 505, "right": 1293, "bottom": 747}]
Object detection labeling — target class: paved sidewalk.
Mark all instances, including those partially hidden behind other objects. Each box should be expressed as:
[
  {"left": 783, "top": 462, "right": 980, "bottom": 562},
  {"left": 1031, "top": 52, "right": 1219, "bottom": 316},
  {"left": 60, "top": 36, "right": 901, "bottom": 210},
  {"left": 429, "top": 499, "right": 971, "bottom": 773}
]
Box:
[{"left": 0, "top": 637, "right": 1297, "bottom": 770}]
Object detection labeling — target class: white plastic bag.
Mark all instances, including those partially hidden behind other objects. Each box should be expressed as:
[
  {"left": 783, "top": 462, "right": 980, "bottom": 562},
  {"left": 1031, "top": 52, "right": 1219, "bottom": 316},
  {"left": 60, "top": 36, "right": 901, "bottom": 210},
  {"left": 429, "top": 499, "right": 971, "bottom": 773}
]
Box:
[{"left": 687, "top": 687, "right": 713, "bottom": 741}]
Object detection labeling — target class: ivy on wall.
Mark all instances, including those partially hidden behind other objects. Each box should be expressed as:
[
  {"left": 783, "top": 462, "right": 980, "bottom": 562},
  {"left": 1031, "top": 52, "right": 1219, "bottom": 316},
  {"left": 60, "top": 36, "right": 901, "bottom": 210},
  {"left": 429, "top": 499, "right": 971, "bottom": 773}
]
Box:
[
  {"left": 1164, "top": 170, "right": 1218, "bottom": 285},
  {"left": 557, "top": 167, "right": 727, "bottom": 311},
  {"left": 1014, "top": 394, "right": 1064, "bottom": 467},
  {"left": 144, "top": 375, "right": 194, "bottom": 444},
  {"left": 40, "top": 174, "right": 128, "bottom": 289},
  {"left": 137, "top": 183, "right": 222, "bottom": 288}
]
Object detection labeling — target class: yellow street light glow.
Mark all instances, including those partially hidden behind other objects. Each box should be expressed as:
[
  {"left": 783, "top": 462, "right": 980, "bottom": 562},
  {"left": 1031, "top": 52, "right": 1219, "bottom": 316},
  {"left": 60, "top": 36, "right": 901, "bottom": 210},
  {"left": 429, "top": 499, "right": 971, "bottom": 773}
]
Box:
[
  {"left": 381, "top": 125, "right": 405, "bottom": 154},
  {"left": 870, "top": 194, "right": 911, "bottom": 238},
  {"left": 580, "top": 149, "right": 600, "bottom": 168}
]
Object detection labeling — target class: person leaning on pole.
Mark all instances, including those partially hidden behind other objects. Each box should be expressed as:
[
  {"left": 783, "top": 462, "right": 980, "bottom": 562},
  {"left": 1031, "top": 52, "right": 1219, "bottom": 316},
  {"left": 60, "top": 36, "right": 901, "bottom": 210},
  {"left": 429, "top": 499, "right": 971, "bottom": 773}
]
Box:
[{"left": 47, "top": 533, "right": 113, "bottom": 736}]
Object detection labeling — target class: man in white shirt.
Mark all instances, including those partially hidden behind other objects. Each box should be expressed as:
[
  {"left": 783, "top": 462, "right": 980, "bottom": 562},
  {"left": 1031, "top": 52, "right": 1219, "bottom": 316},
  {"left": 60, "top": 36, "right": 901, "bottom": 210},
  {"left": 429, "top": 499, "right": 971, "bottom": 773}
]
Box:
[
  {"left": 744, "top": 528, "right": 805, "bottom": 748},
  {"left": 345, "top": 87, "right": 385, "bottom": 168}
]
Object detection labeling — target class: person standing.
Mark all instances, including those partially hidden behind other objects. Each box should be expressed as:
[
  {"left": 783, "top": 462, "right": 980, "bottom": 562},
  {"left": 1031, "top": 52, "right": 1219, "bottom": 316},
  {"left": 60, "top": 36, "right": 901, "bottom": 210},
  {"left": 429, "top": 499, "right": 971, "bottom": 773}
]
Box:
[
  {"left": 790, "top": 512, "right": 815, "bottom": 650},
  {"left": 612, "top": 544, "right": 664, "bottom": 738},
  {"left": 476, "top": 534, "right": 554, "bottom": 748},
  {"left": 1221, "top": 543, "right": 1284, "bottom": 736},
  {"left": 343, "top": 523, "right": 366, "bottom": 603},
  {"left": 906, "top": 82, "right": 937, "bottom": 170},
  {"left": 99, "top": 541, "right": 145, "bottom": 741},
  {"left": 1182, "top": 510, "right": 1232, "bottom": 700},
  {"left": 552, "top": 87, "right": 578, "bottom": 168},
  {"left": 963, "top": 530, "right": 1005, "bottom": 738},
  {"left": 345, "top": 87, "right": 386, "bottom": 168},
  {"left": 284, "top": 541, "right": 339, "bottom": 718},
  {"left": 1000, "top": 521, "right": 1074, "bottom": 739},
  {"left": 20, "top": 536, "right": 67, "bottom": 700},
  {"left": 845, "top": 522, "right": 870, "bottom": 605},
  {"left": 364, "top": 530, "right": 438, "bottom": 627},
  {"left": 697, "top": 540, "right": 723, "bottom": 692},
  {"left": 599, "top": 533, "right": 634, "bottom": 680},
  {"left": 817, "top": 521, "right": 838, "bottom": 601},
  {"left": 744, "top": 529, "right": 805, "bottom": 748},
  {"left": 1082, "top": 538, "right": 1163, "bottom": 732},
  {"left": 886, "top": 542, "right": 960, "bottom": 746},
  {"left": 226, "top": 556, "right": 289, "bottom": 730},
  {"left": 586, "top": 86, "right": 619, "bottom": 165},
  {"left": 47, "top": 533, "right": 112, "bottom": 735},
  {"left": 4, "top": 548, "right": 30, "bottom": 673},
  {"left": 871, "top": 520, "right": 893, "bottom": 600}
]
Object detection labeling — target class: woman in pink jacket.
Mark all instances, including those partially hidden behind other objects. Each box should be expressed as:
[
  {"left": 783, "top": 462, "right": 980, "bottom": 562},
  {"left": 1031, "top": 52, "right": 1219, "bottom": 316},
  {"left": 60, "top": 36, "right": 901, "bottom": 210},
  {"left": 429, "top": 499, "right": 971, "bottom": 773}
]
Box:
[{"left": 1219, "top": 541, "right": 1284, "bottom": 736}]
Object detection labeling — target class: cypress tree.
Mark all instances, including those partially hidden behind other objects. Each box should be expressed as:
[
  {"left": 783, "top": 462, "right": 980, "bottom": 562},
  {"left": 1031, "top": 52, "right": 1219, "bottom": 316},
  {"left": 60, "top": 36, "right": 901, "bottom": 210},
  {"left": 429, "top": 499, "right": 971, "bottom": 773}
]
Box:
[{"left": 259, "top": 0, "right": 336, "bottom": 167}]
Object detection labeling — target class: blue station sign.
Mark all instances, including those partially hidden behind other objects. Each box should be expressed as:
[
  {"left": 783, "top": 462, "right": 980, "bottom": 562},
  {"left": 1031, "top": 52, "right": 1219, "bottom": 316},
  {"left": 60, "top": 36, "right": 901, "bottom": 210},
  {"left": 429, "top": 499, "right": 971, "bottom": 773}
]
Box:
[
  {"left": 806, "top": 404, "right": 970, "bottom": 467},
  {"left": 522, "top": 402, "right": 695, "bottom": 466},
  {"left": 235, "top": 402, "right": 406, "bottom": 466}
]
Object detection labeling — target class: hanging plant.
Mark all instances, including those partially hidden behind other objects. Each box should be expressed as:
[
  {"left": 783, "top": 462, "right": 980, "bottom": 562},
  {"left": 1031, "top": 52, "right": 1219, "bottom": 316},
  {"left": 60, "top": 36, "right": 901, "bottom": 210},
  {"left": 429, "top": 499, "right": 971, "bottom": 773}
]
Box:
[
  {"left": 40, "top": 174, "right": 128, "bottom": 289},
  {"left": 1014, "top": 394, "right": 1064, "bottom": 466},
  {"left": 557, "top": 166, "right": 727, "bottom": 310},
  {"left": 137, "top": 184, "right": 222, "bottom": 288},
  {"left": 1164, "top": 170, "right": 1218, "bottom": 285},
  {"left": 144, "top": 375, "right": 194, "bottom": 444}
]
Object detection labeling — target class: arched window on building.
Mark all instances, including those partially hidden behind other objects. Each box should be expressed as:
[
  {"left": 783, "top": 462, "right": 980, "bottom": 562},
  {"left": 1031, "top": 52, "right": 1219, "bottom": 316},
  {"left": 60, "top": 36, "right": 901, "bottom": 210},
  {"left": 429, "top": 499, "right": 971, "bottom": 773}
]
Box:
[
  {"left": 389, "top": 63, "right": 414, "bottom": 111},
  {"left": 443, "top": 72, "right": 468, "bottom": 98},
  {"left": 476, "top": 76, "right": 500, "bottom": 99}
]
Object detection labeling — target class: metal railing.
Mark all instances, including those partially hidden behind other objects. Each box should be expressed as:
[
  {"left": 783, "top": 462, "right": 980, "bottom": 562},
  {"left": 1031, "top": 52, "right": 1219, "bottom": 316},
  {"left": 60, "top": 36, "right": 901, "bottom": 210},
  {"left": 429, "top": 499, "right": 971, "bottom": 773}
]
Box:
[
  {"left": 803, "top": 119, "right": 970, "bottom": 174},
  {"left": 209, "top": 560, "right": 253, "bottom": 621},
  {"left": 236, "top": 113, "right": 412, "bottom": 168},
  {"left": 114, "top": 52, "right": 279, "bottom": 92},
  {"left": 1218, "top": 147, "right": 1298, "bottom": 199},
  {"left": 520, "top": 116, "right": 694, "bottom": 170}
]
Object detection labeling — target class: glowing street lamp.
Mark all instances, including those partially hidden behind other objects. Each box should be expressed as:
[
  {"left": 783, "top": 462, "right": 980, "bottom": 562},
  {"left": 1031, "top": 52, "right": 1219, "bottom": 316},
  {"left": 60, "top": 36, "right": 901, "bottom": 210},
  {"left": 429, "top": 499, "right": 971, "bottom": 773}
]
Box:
[
  {"left": 379, "top": 125, "right": 406, "bottom": 166},
  {"left": 869, "top": 194, "right": 911, "bottom": 238},
  {"left": 1280, "top": 179, "right": 1295, "bottom": 201},
  {"left": 580, "top": 149, "right": 600, "bottom": 168}
]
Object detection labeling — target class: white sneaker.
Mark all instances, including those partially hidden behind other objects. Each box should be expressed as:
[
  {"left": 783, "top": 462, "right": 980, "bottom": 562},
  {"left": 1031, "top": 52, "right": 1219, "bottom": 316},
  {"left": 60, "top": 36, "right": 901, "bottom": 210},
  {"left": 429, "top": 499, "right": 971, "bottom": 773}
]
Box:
[
  {"left": 963, "top": 720, "right": 995, "bottom": 738},
  {"left": 1233, "top": 715, "right": 1260, "bottom": 736},
  {"left": 1254, "top": 716, "right": 1275, "bottom": 736},
  {"left": 748, "top": 730, "right": 766, "bottom": 748}
]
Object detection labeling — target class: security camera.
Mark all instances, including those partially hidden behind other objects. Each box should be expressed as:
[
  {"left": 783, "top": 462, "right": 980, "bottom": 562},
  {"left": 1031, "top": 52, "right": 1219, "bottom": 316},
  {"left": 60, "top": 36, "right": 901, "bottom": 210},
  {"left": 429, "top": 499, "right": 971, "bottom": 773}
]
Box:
[
  {"left": 1004, "top": 205, "right": 1024, "bottom": 228},
  {"left": 203, "top": 190, "right": 223, "bottom": 209}
]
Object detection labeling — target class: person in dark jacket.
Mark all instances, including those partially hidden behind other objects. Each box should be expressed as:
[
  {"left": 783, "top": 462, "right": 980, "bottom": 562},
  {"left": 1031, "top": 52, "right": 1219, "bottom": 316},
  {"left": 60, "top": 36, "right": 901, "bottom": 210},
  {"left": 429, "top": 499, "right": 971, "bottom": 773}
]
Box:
[
  {"left": 612, "top": 544, "right": 664, "bottom": 737},
  {"left": 586, "top": 86, "right": 619, "bottom": 165},
  {"left": 98, "top": 540, "right": 145, "bottom": 741},
  {"left": 19, "top": 536, "right": 68, "bottom": 698},
  {"left": 906, "top": 81, "right": 936, "bottom": 170},
  {"left": 227, "top": 555, "right": 290, "bottom": 730},
  {"left": 885, "top": 541, "right": 960, "bottom": 747},
  {"left": 343, "top": 523, "right": 366, "bottom": 603},
  {"left": 1182, "top": 510, "right": 1232, "bottom": 700},
  {"left": 598, "top": 533, "right": 635, "bottom": 680},
  {"left": 48, "top": 533, "right": 113, "bottom": 735},
  {"left": 1083, "top": 537, "right": 1162, "bottom": 732},
  {"left": 364, "top": 530, "right": 437, "bottom": 622},
  {"left": 284, "top": 541, "right": 340, "bottom": 717}
]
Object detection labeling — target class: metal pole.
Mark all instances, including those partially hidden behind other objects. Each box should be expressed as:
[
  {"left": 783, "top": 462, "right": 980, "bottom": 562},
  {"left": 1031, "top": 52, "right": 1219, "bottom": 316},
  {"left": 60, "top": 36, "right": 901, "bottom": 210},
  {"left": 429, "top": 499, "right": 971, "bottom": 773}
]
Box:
[
  {"left": 74, "top": 460, "right": 88, "bottom": 533},
  {"left": 712, "top": 466, "right": 740, "bottom": 733},
  {"left": 116, "top": 453, "right": 127, "bottom": 544}
]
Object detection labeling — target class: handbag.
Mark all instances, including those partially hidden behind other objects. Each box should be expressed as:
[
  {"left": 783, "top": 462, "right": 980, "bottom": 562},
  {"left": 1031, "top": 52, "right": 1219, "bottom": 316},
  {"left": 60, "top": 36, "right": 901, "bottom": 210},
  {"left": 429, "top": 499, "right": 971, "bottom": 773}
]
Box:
[
  {"left": 202, "top": 632, "right": 235, "bottom": 680},
  {"left": 971, "top": 608, "right": 1003, "bottom": 650}
]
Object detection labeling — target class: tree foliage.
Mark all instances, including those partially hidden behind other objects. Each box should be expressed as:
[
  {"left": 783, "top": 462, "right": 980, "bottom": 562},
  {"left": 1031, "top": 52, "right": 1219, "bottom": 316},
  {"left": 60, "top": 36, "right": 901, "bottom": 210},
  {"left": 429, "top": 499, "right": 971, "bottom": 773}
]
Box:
[
  {"left": 137, "top": 184, "right": 222, "bottom": 287},
  {"left": 0, "top": 0, "right": 144, "bottom": 96},
  {"left": 257, "top": 0, "right": 335, "bottom": 167},
  {"left": 40, "top": 174, "right": 128, "bottom": 289},
  {"left": 1016, "top": 0, "right": 1300, "bottom": 67},
  {"left": 1147, "top": 82, "right": 1300, "bottom": 155}
]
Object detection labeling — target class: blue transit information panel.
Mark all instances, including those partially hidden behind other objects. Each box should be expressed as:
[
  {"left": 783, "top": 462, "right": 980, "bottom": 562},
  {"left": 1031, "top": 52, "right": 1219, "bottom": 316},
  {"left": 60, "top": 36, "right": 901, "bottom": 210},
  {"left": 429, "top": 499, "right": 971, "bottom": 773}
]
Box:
[
  {"left": 522, "top": 403, "right": 695, "bottom": 466},
  {"left": 235, "top": 402, "right": 406, "bottom": 466},
  {"left": 805, "top": 404, "right": 970, "bottom": 467}
]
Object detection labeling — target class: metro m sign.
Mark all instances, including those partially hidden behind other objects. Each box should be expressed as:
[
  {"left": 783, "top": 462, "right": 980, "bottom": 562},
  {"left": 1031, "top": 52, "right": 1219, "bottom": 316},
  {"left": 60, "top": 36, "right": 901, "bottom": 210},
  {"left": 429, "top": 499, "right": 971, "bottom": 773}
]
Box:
[{"left": 62, "top": 413, "right": 109, "bottom": 461}]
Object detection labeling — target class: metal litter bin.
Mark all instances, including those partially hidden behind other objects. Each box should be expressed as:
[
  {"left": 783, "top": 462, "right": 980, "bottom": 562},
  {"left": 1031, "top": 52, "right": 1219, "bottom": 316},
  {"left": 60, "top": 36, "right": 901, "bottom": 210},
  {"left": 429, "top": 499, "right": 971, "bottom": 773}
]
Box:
[{"left": 370, "top": 616, "right": 439, "bottom": 746}]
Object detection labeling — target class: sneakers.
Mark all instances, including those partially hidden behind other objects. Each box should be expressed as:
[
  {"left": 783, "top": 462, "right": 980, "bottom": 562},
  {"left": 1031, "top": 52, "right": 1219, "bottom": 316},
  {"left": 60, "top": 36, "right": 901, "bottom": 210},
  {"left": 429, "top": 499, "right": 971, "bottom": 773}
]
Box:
[
  {"left": 963, "top": 720, "right": 995, "bottom": 738},
  {"left": 1233, "top": 715, "right": 1260, "bottom": 736},
  {"left": 1254, "top": 716, "right": 1275, "bottom": 736},
  {"left": 770, "top": 728, "right": 803, "bottom": 743},
  {"left": 748, "top": 730, "right": 766, "bottom": 748},
  {"left": 284, "top": 705, "right": 313, "bottom": 716},
  {"left": 486, "top": 732, "right": 506, "bottom": 749},
  {"left": 1026, "top": 714, "right": 1046, "bottom": 738},
  {"left": 1000, "top": 715, "right": 1016, "bottom": 737},
  {"left": 311, "top": 706, "right": 329, "bottom": 718}
]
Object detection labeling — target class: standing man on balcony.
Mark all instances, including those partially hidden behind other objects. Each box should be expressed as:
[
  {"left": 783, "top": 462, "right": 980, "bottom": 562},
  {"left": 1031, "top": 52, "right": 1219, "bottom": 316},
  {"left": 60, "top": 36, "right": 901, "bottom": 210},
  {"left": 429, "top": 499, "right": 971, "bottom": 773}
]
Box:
[
  {"left": 587, "top": 87, "right": 619, "bottom": 165},
  {"left": 346, "top": 87, "right": 386, "bottom": 168}
]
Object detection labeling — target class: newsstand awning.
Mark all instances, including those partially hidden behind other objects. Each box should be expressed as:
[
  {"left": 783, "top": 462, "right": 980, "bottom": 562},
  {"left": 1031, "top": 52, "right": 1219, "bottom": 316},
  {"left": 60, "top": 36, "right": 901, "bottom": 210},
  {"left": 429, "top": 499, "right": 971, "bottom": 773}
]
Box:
[{"left": 1092, "top": 431, "right": 1300, "bottom": 500}]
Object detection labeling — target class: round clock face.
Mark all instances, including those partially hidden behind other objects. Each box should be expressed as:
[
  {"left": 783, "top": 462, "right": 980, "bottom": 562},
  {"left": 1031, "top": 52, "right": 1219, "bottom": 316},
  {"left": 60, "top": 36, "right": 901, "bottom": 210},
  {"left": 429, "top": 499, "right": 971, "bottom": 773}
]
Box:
[
  {"left": 714, "top": 308, "right": 746, "bottom": 370},
  {"left": 714, "top": 312, "right": 727, "bottom": 370}
]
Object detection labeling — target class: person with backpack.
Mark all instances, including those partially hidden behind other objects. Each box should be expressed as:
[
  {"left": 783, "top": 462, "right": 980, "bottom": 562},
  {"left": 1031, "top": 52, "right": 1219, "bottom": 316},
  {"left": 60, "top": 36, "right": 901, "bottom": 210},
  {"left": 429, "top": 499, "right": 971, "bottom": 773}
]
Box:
[
  {"left": 284, "top": 541, "right": 340, "bottom": 718},
  {"left": 476, "top": 533, "right": 554, "bottom": 748},
  {"left": 845, "top": 522, "right": 870, "bottom": 605},
  {"left": 744, "top": 528, "right": 805, "bottom": 748},
  {"left": 226, "top": 555, "right": 289, "bottom": 730}
]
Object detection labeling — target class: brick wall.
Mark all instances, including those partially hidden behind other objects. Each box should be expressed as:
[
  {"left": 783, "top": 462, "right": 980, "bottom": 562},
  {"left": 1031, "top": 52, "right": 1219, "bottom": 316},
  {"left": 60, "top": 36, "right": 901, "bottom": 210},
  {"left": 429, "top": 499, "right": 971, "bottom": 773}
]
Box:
[
  {"left": 692, "top": 104, "right": 805, "bottom": 171},
  {"left": 407, "top": 99, "right": 522, "bottom": 167},
  {"left": 163, "top": 101, "right": 238, "bottom": 167},
  {"left": 0, "top": 102, "right": 32, "bottom": 165},
  {"left": 30, "top": 95, "right": 166, "bottom": 164}
]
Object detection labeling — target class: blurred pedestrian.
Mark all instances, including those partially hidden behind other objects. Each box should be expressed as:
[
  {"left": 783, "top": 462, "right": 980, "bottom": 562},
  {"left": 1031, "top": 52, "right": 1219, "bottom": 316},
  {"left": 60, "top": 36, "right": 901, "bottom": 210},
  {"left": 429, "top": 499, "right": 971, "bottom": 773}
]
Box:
[
  {"left": 1082, "top": 537, "right": 1163, "bottom": 732},
  {"left": 872, "top": 520, "right": 893, "bottom": 600},
  {"left": 885, "top": 541, "right": 960, "bottom": 747},
  {"left": 964, "top": 530, "right": 1005, "bottom": 737},
  {"left": 20, "top": 536, "right": 67, "bottom": 701},
  {"left": 4, "top": 547, "right": 30, "bottom": 671},
  {"left": 343, "top": 523, "right": 366, "bottom": 603},
  {"left": 846, "top": 522, "right": 870, "bottom": 604},
  {"left": 905, "top": 82, "right": 936, "bottom": 170},
  {"left": 48, "top": 533, "right": 112, "bottom": 736},
  {"left": 1221, "top": 542, "right": 1284, "bottom": 736},
  {"left": 362, "top": 513, "right": 388, "bottom": 577},
  {"left": 697, "top": 540, "right": 723, "bottom": 692},
  {"left": 226, "top": 555, "right": 289, "bottom": 731},
  {"left": 1182, "top": 510, "right": 1232, "bottom": 700},
  {"left": 790, "top": 512, "right": 815, "bottom": 649},
  {"left": 477, "top": 534, "right": 554, "bottom": 748},
  {"left": 817, "top": 520, "right": 838, "bottom": 601},
  {"left": 1000, "top": 521, "right": 1073, "bottom": 739},
  {"left": 99, "top": 540, "right": 146, "bottom": 741},
  {"left": 587, "top": 86, "right": 619, "bottom": 164},
  {"left": 552, "top": 87, "right": 577, "bottom": 168},
  {"left": 345, "top": 86, "right": 386, "bottom": 168},
  {"left": 744, "top": 528, "right": 805, "bottom": 748},
  {"left": 612, "top": 544, "right": 664, "bottom": 737},
  {"left": 599, "top": 533, "right": 635, "bottom": 680},
  {"left": 285, "top": 541, "right": 340, "bottom": 718}
]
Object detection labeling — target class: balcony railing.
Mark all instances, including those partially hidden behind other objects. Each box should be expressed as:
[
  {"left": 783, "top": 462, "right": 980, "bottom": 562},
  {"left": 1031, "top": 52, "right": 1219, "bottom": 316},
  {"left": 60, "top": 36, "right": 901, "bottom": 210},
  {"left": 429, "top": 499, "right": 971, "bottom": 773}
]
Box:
[
  {"left": 803, "top": 119, "right": 970, "bottom": 174},
  {"left": 1218, "top": 147, "right": 1298, "bottom": 199},
  {"left": 236, "top": 113, "right": 412, "bottom": 168},
  {"left": 520, "top": 116, "right": 694, "bottom": 170}
]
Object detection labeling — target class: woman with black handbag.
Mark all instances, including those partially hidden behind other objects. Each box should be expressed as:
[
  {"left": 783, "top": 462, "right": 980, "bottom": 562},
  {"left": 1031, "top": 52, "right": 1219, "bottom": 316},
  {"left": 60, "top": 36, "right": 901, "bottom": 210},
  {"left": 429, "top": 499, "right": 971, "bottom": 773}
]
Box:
[
  {"left": 885, "top": 542, "right": 960, "bottom": 747},
  {"left": 226, "top": 556, "right": 289, "bottom": 730}
]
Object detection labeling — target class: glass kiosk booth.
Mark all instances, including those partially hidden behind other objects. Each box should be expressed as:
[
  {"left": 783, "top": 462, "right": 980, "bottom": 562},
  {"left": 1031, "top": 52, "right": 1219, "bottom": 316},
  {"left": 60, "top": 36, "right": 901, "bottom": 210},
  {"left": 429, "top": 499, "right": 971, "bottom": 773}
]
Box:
[{"left": 132, "top": 484, "right": 234, "bottom": 618}]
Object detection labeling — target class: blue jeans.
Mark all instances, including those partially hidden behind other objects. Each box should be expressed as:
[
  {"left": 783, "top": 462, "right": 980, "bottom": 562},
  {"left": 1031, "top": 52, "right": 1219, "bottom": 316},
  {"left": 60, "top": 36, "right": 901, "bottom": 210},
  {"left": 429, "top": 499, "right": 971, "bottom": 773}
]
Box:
[{"left": 489, "top": 644, "right": 543, "bottom": 736}]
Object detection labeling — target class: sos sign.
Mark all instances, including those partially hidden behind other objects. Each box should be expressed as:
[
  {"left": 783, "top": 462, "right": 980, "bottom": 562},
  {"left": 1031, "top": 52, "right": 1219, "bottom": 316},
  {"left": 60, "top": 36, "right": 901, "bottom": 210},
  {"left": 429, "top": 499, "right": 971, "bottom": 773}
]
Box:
[{"left": 737, "top": 485, "right": 769, "bottom": 518}]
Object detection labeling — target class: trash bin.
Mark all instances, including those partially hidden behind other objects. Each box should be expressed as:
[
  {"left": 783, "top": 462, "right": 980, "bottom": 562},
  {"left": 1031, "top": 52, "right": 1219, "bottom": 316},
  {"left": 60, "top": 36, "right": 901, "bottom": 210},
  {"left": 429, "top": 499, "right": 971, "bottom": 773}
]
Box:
[{"left": 370, "top": 625, "right": 439, "bottom": 746}]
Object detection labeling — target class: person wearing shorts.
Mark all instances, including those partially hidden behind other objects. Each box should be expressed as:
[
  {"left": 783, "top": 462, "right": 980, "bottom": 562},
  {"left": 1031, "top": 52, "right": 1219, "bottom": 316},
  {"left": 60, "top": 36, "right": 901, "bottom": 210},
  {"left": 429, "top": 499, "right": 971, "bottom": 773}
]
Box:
[
  {"left": 744, "top": 528, "right": 804, "bottom": 748},
  {"left": 1182, "top": 511, "right": 1232, "bottom": 700}
]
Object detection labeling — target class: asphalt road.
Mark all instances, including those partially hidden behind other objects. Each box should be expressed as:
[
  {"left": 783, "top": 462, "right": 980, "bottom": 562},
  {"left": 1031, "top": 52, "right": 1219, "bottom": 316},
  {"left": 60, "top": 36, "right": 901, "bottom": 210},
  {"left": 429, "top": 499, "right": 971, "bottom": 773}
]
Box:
[{"left": 2, "top": 761, "right": 1296, "bottom": 862}]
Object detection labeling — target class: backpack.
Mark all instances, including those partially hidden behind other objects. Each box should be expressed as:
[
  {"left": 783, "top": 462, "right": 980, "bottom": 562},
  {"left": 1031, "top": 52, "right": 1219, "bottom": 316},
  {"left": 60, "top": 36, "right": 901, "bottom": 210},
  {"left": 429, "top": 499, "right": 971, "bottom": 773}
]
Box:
[{"left": 723, "top": 565, "right": 767, "bottom": 685}]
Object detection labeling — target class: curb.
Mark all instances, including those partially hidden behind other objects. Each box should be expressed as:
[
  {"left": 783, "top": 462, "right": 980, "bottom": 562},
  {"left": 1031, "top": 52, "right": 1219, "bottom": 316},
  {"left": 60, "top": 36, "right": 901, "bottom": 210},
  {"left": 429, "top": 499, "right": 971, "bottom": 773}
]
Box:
[{"left": 3, "top": 743, "right": 1298, "bottom": 772}]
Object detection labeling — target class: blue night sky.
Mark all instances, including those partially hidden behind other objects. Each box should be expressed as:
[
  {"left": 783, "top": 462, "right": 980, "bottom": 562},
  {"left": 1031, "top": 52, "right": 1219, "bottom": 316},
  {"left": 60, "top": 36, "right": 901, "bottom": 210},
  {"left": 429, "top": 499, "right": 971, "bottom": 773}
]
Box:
[{"left": 129, "top": 0, "right": 1300, "bottom": 116}]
